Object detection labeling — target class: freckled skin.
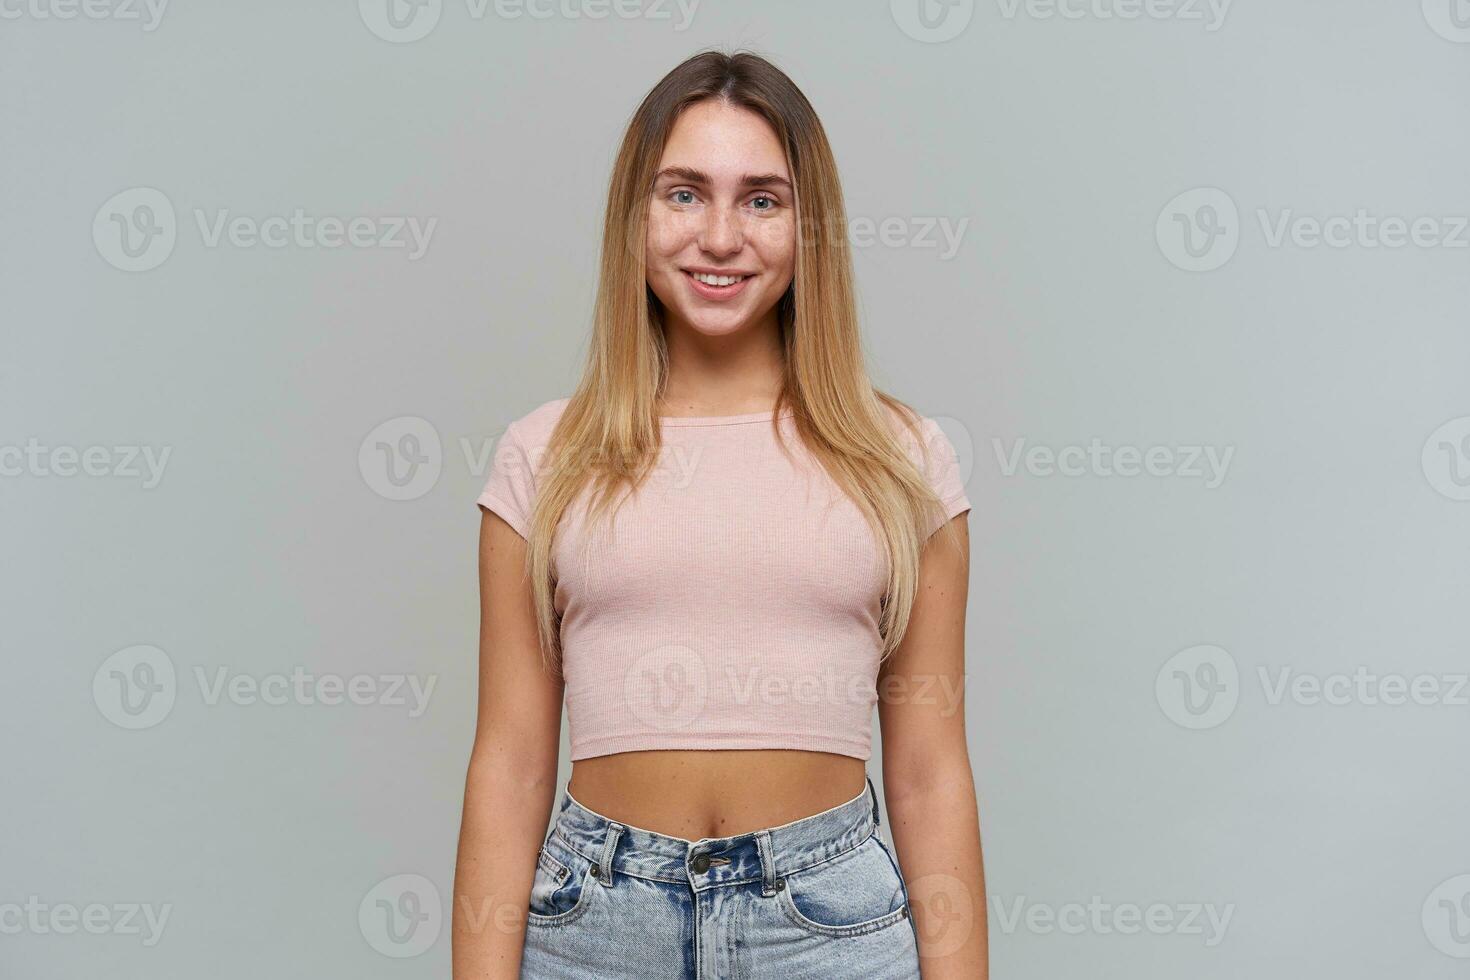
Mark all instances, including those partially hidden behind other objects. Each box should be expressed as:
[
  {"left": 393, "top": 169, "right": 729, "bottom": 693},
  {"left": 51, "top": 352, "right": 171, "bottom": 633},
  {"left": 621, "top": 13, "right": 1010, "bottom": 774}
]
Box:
[{"left": 643, "top": 100, "right": 797, "bottom": 344}]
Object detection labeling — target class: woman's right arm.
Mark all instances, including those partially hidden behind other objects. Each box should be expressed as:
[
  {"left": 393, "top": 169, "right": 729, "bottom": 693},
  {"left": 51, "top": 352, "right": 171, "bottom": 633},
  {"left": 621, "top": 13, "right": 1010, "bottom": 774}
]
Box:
[{"left": 452, "top": 510, "right": 565, "bottom": 979}]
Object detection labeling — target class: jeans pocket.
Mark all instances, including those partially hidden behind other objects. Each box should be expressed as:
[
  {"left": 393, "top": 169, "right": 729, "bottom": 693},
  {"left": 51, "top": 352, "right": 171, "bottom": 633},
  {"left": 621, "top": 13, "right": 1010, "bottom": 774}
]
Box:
[
  {"left": 776, "top": 835, "right": 911, "bottom": 938},
  {"left": 526, "top": 835, "right": 599, "bottom": 927}
]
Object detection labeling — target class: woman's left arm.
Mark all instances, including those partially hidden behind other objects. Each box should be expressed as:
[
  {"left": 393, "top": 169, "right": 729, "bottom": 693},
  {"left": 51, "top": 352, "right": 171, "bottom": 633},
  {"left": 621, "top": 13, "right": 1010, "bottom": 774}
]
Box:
[{"left": 878, "top": 513, "right": 988, "bottom": 979}]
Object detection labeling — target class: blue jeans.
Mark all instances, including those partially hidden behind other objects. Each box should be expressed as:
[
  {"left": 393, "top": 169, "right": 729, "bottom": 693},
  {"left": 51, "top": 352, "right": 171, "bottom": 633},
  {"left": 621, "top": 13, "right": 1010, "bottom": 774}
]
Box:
[{"left": 520, "top": 775, "right": 921, "bottom": 978}]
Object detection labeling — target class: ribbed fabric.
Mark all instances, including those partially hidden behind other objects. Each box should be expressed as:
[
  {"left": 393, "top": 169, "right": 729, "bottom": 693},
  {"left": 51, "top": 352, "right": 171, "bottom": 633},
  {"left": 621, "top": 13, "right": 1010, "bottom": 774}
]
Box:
[{"left": 476, "top": 397, "right": 971, "bottom": 761}]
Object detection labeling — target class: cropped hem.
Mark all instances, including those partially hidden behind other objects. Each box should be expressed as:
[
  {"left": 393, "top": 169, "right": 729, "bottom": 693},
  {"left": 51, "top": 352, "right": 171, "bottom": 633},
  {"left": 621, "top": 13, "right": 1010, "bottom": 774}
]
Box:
[{"left": 570, "top": 731, "right": 871, "bottom": 762}]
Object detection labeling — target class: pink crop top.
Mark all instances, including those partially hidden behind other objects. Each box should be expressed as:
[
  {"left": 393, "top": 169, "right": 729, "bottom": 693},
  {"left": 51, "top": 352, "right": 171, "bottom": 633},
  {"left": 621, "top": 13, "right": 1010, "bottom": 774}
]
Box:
[{"left": 475, "top": 397, "right": 971, "bottom": 761}]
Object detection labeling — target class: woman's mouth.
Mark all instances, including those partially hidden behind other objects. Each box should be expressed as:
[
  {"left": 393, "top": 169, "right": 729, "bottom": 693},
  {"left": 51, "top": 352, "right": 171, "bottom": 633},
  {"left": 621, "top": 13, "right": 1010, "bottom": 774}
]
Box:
[{"left": 683, "top": 269, "right": 754, "bottom": 301}]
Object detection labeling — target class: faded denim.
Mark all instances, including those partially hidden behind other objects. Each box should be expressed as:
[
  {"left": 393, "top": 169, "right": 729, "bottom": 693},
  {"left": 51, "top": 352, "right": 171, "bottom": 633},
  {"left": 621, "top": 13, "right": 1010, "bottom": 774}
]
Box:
[{"left": 520, "top": 775, "right": 921, "bottom": 979}]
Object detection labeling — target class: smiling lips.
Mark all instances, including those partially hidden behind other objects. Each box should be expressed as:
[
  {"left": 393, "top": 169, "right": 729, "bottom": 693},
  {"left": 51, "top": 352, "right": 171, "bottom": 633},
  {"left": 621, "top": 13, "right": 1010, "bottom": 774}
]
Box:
[{"left": 683, "top": 268, "right": 754, "bottom": 300}]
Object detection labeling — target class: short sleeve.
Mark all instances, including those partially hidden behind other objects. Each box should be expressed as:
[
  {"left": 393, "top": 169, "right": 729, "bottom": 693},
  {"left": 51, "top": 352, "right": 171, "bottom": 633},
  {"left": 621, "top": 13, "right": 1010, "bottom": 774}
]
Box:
[
  {"left": 476, "top": 419, "right": 538, "bottom": 539},
  {"left": 916, "top": 417, "right": 972, "bottom": 538}
]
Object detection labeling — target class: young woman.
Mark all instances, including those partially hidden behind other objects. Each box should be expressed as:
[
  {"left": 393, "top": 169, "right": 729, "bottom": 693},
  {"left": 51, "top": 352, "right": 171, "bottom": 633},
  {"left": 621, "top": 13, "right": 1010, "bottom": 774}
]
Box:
[{"left": 454, "top": 50, "right": 987, "bottom": 979}]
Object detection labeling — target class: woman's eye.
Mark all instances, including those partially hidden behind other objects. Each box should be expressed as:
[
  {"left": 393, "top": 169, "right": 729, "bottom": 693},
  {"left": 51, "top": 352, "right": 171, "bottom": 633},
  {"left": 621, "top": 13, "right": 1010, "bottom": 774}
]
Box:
[
  {"left": 671, "top": 190, "right": 696, "bottom": 205},
  {"left": 750, "top": 195, "right": 777, "bottom": 211}
]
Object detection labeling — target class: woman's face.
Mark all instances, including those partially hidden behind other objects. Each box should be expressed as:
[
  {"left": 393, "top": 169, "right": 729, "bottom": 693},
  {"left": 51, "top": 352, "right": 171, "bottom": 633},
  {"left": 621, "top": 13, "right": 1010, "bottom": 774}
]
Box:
[{"left": 644, "top": 100, "right": 797, "bottom": 340}]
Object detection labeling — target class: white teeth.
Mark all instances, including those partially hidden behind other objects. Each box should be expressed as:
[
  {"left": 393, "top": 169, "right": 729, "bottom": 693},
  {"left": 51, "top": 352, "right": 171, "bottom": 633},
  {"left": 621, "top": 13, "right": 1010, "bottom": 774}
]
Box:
[{"left": 691, "top": 272, "right": 745, "bottom": 286}]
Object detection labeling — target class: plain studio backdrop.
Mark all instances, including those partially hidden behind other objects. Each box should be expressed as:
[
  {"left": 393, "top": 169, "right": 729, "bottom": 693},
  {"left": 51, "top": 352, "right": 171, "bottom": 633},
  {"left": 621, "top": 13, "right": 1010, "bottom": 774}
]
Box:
[{"left": 3, "top": 1, "right": 1469, "bottom": 977}]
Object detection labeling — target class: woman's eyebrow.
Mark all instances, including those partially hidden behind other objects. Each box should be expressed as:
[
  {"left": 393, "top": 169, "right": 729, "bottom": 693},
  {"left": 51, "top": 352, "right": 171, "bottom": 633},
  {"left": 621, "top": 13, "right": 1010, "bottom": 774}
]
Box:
[{"left": 653, "top": 167, "right": 792, "bottom": 192}]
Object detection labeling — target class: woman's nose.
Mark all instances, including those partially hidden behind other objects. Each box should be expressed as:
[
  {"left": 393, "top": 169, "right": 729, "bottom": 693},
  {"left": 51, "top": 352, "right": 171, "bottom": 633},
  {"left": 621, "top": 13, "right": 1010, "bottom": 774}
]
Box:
[{"left": 697, "top": 204, "right": 743, "bottom": 255}]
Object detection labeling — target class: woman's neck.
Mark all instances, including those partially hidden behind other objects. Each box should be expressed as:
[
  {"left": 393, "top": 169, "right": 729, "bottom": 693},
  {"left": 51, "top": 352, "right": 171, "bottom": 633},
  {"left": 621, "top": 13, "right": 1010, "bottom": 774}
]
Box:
[{"left": 658, "top": 311, "right": 785, "bottom": 416}]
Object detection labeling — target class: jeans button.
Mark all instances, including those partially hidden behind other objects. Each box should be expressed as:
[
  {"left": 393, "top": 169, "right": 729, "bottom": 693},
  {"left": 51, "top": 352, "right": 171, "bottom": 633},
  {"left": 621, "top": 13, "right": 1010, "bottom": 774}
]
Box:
[{"left": 691, "top": 853, "right": 710, "bottom": 874}]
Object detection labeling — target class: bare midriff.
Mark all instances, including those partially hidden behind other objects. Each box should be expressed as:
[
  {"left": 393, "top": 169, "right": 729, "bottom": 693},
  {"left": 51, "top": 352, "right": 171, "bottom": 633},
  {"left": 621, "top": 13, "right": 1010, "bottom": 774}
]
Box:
[{"left": 566, "top": 749, "right": 868, "bottom": 841}]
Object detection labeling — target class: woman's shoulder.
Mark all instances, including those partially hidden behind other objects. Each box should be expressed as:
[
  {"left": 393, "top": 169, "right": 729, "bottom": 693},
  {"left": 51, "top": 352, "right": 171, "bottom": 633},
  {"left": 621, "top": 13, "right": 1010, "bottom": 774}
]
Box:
[
  {"left": 505, "top": 396, "right": 572, "bottom": 442},
  {"left": 877, "top": 397, "right": 941, "bottom": 448}
]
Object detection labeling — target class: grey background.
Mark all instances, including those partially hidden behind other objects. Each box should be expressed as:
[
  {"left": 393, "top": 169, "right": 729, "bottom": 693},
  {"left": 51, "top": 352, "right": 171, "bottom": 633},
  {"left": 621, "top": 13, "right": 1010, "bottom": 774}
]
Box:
[{"left": 4, "top": 1, "right": 1468, "bottom": 977}]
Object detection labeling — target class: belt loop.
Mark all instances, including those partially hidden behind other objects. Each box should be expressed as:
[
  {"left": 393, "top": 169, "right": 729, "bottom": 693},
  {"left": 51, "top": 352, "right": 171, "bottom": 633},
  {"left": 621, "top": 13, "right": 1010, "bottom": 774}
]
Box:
[
  {"left": 755, "top": 830, "right": 778, "bottom": 897},
  {"left": 867, "top": 775, "right": 880, "bottom": 829},
  {"left": 598, "top": 822, "right": 624, "bottom": 887}
]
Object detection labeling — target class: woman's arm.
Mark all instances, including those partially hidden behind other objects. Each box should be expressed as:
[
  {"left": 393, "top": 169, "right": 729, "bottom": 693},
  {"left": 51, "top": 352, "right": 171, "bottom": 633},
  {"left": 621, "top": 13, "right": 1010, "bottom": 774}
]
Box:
[
  {"left": 878, "top": 514, "right": 988, "bottom": 979},
  {"left": 452, "top": 511, "right": 565, "bottom": 979}
]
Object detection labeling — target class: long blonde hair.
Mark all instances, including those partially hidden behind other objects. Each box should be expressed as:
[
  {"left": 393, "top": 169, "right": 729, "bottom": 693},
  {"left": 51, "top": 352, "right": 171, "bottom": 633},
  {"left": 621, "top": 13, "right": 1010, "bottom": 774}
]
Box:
[{"left": 522, "top": 49, "right": 962, "bottom": 671}]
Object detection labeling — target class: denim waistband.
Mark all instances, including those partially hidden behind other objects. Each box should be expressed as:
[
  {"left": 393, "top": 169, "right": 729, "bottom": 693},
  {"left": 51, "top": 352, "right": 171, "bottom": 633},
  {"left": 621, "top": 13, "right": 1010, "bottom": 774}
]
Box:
[{"left": 548, "top": 775, "right": 881, "bottom": 895}]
